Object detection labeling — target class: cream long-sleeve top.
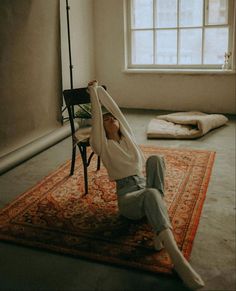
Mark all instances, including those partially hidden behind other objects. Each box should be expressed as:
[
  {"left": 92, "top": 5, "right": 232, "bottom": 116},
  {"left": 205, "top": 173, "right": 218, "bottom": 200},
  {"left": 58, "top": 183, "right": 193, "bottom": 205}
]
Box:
[{"left": 89, "top": 83, "right": 145, "bottom": 181}]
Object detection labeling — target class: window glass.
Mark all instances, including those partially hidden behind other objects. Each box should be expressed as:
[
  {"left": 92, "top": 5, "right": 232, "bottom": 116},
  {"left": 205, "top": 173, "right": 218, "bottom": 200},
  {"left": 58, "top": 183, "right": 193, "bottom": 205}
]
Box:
[
  {"left": 207, "top": 0, "right": 228, "bottom": 25},
  {"left": 127, "top": 0, "right": 232, "bottom": 68},
  {"left": 132, "top": 0, "right": 153, "bottom": 28},
  {"left": 156, "top": 0, "right": 177, "bottom": 28},
  {"left": 155, "top": 30, "right": 177, "bottom": 64},
  {"left": 179, "top": 0, "right": 203, "bottom": 27},
  {"left": 179, "top": 29, "right": 202, "bottom": 64},
  {"left": 132, "top": 31, "right": 153, "bottom": 64},
  {"left": 204, "top": 27, "right": 228, "bottom": 64}
]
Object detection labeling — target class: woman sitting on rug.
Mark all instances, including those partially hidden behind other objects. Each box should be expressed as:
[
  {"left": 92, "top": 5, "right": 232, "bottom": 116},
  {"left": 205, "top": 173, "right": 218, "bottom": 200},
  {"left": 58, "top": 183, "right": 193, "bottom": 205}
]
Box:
[{"left": 88, "top": 80, "right": 204, "bottom": 290}]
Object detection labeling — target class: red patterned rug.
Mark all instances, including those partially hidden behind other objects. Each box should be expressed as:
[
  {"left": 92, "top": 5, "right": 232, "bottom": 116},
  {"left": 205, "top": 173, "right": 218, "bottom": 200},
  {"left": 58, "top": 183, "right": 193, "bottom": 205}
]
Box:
[{"left": 0, "top": 146, "right": 215, "bottom": 274}]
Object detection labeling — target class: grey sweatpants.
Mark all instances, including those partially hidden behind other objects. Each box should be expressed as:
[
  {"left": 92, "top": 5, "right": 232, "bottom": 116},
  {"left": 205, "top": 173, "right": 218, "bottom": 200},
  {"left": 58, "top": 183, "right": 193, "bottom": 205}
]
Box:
[{"left": 116, "top": 155, "right": 172, "bottom": 233}]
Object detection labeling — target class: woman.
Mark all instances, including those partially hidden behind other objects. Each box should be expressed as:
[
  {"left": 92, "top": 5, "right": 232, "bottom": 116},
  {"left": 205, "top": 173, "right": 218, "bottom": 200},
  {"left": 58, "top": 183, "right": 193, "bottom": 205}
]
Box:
[{"left": 88, "top": 80, "right": 204, "bottom": 290}]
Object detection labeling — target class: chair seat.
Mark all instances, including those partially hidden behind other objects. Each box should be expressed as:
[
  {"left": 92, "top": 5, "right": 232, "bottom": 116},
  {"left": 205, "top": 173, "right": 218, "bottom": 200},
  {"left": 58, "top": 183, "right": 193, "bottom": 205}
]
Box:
[{"left": 74, "top": 126, "right": 92, "bottom": 143}]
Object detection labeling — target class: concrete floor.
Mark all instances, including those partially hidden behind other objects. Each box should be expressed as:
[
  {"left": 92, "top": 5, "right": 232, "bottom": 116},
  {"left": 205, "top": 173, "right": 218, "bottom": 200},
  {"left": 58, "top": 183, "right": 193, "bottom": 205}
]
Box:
[{"left": 0, "top": 109, "right": 235, "bottom": 291}]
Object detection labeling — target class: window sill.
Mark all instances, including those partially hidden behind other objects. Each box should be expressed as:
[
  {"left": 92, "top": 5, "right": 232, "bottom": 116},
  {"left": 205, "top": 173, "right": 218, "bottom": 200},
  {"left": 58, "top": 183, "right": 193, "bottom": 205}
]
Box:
[{"left": 123, "top": 68, "right": 236, "bottom": 75}]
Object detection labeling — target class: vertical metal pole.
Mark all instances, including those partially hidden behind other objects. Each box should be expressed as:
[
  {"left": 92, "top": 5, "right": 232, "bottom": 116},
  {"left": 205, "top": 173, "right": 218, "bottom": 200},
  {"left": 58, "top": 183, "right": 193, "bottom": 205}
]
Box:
[
  {"left": 66, "top": 0, "right": 74, "bottom": 116},
  {"left": 66, "top": 0, "right": 73, "bottom": 89}
]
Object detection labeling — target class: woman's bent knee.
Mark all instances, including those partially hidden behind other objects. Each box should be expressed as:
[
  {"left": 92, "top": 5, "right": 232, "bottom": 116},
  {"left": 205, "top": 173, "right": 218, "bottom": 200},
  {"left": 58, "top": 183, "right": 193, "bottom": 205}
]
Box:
[
  {"left": 145, "top": 188, "right": 162, "bottom": 202},
  {"left": 146, "top": 155, "right": 165, "bottom": 167}
]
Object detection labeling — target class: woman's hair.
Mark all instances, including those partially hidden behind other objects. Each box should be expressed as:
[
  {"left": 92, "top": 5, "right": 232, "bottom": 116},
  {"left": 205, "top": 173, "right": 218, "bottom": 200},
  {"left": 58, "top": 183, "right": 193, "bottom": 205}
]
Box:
[
  {"left": 102, "top": 112, "right": 122, "bottom": 138},
  {"left": 102, "top": 112, "right": 114, "bottom": 119}
]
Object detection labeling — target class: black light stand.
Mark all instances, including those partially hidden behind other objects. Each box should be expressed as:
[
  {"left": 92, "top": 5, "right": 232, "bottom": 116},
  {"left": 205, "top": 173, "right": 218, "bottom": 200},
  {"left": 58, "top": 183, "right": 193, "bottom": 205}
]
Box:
[
  {"left": 66, "top": 0, "right": 74, "bottom": 91},
  {"left": 62, "top": 0, "right": 74, "bottom": 120},
  {"left": 62, "top": 0, "right": 92, "bottom": 120}
]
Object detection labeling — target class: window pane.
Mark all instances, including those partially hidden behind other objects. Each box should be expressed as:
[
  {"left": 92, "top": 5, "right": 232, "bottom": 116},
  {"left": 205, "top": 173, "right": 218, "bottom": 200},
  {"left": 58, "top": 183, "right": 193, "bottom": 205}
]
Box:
[
  {"left": 179, "top": 0, "right": 203, "bottom": 27},
  {"left": 132, "top": 31, "right": 153, "bottom": 64},
  {"left": 179, "top": 29, "right": 202, "bottom": 64},
  {"left": 204, "top": 27, "right": 228, "bottom": 64},
  {"left": 131, "top": 0, "right": 153, "bottom": 28},
  {"left": 156, "top": 30, "right": 177, "bottom": 64},
  {"left": 156, "top": 0, "right": 177, "bottom": 28},
  {"left": 207, "top": 0, "right": 228, "bottom": 25}
]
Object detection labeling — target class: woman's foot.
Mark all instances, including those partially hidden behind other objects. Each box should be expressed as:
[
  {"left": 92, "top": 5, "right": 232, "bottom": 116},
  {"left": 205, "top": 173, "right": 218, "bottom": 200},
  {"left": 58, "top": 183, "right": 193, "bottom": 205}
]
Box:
[
  {"left": 173, "top": 263, "right": 205, "bottom": 290},
  {"left": 158, "top": 228, "right": 205, "bottom": 290},
  {"left": 154, "top": 233, "right": 164, "bottom": 251}
]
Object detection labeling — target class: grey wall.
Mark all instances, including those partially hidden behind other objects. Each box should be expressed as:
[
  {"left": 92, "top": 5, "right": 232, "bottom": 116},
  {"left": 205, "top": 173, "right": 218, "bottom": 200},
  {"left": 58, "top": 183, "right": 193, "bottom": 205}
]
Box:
[{"left": 0, "top": 0, "right": 62, "bottom": 157}]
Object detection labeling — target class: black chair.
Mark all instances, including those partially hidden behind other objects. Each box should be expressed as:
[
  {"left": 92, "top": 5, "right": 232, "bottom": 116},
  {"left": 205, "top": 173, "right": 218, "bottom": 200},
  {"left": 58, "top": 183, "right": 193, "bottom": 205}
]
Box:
[{"left": 63, "top": 87, "right": 101, "bottom": 194}]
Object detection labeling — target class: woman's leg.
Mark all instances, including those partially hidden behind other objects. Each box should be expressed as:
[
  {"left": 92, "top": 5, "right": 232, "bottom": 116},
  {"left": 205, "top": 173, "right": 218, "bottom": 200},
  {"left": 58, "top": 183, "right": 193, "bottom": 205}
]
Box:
[
  {"left": 145, "top": 155, "right": 170, "bottom": 250},
  {"left": 146, "top": 155, "right": 166, "bottom": 196},
  {"left": 142, "top": 188, "right": 172, "bottom": 233},
  {"left": 117, "top": 189, "right": 146, "bottom": 220},
  {"left": 145, "top": 156, "right": 204, "bottom": 289},
  {"left": 158, "top": 228, "right": 204, "bottom": 289},
  {"left": 142, "top": 188, "right": 171, "bottom": 251},
  {"left": 118, "top": 187, "right": 170, "bottom": 251},
  {"left": 117, "top": 155, "right": 166, "bottom": 222},
  {"left": 117, "top": 175, "right": 170, "bottom": 229}
]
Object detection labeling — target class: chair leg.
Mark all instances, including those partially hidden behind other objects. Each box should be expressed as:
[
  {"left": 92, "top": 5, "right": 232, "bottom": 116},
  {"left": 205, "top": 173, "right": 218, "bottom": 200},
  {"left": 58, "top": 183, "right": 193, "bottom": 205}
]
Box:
[
  {"left": 79, "top": 144, "right": 88, "bottom": 194},
  {"left": 78, "top": 146, "right": 99, "bottom": 194},
  {"left": 84, "top": 148, "right": 88, "bottom": 194},
  {"left": 97, "top": 156, "right": 101, "bottom": 171},
  {"left": 70, "top": 146, "right": 76, "bottom": 176}
]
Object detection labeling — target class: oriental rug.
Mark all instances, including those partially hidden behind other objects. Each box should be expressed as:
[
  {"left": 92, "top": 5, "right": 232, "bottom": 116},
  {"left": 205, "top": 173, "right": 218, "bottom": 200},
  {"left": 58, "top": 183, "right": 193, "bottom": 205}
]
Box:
[{"left": 0, "top": 146, "right": 215, "bottom": 274}]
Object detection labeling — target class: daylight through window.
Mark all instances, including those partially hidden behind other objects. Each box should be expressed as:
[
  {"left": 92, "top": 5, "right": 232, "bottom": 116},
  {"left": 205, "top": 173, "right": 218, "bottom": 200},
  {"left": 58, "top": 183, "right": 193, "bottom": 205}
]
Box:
[{"left": 125, "top": 0, "right": 234, "bottom": 70}]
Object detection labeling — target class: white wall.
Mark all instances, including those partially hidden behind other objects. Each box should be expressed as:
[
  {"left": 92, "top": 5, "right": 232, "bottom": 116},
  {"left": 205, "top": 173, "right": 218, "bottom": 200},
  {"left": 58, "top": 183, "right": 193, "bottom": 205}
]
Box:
[
  {"left": 60, "top": 0, "right": 95, "bottom": 89},
  {"left": 94, "top": 0, "right": 236, "bottom": 114}
]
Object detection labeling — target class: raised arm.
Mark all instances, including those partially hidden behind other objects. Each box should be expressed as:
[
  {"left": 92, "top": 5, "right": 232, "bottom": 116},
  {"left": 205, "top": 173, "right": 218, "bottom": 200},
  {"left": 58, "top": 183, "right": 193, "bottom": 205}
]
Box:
[
  {"left": 89, "top": 84, "right": 107, "bottom": 156},
  {"left": 89, "top": 81, "right": 138, "bottom": 153},
  {"left": 96, "top": 86, "right": 136, "bottom": 139}
]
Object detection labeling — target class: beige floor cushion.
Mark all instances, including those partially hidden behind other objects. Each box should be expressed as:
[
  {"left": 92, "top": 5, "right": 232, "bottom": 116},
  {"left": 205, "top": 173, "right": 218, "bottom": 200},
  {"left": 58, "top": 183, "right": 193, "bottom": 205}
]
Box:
[{"left": 147, "top": 112, "right": 228, "bottom": 139}]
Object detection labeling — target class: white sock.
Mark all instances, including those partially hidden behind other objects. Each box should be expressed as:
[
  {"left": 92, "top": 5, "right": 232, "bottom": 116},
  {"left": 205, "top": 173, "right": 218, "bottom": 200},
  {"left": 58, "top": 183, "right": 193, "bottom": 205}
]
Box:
[
  {"left": 158, "top": 228, "right": 205, "bottom": 290},
  {"left": 154, "top": 233, "right": 164, "bottom": 251}
]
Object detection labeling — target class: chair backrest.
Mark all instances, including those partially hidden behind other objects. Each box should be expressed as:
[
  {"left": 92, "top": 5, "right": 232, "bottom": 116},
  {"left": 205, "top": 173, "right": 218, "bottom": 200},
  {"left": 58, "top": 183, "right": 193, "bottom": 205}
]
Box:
[
  {"left": 63, "top": 87, "right": 90, "bottom": 135},
  {"left": 63, "top": 88, "right": 91, "bottom": 107},
  {"left": 63, "top": 86, "right": 106, "bottom": 135}
]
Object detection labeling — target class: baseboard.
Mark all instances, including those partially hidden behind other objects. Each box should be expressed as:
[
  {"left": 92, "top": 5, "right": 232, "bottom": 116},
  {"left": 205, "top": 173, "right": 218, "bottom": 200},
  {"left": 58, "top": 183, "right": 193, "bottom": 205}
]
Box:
[{"left": 0, "top": 123, "right": 78, "bottom": 175}]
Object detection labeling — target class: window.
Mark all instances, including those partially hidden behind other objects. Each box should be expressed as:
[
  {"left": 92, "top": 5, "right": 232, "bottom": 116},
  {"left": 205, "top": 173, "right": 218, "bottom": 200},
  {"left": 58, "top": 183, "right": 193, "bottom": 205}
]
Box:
[{"left": 124, "top": 0, "right": 234, "bottom": 70}]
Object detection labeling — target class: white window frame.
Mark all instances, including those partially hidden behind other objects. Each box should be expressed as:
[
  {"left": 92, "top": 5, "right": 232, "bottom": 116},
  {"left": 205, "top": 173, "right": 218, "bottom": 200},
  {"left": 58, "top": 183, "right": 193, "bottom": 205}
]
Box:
[{"left": 124, "top": 0, "right": 235, "bottom": 72}]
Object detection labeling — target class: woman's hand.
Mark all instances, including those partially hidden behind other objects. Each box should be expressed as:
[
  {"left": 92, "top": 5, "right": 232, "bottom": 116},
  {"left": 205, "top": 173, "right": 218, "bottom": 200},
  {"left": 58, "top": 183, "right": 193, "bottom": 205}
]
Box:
[{"left": 88, "top": 80, "right": 98, "bottom": 87}]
